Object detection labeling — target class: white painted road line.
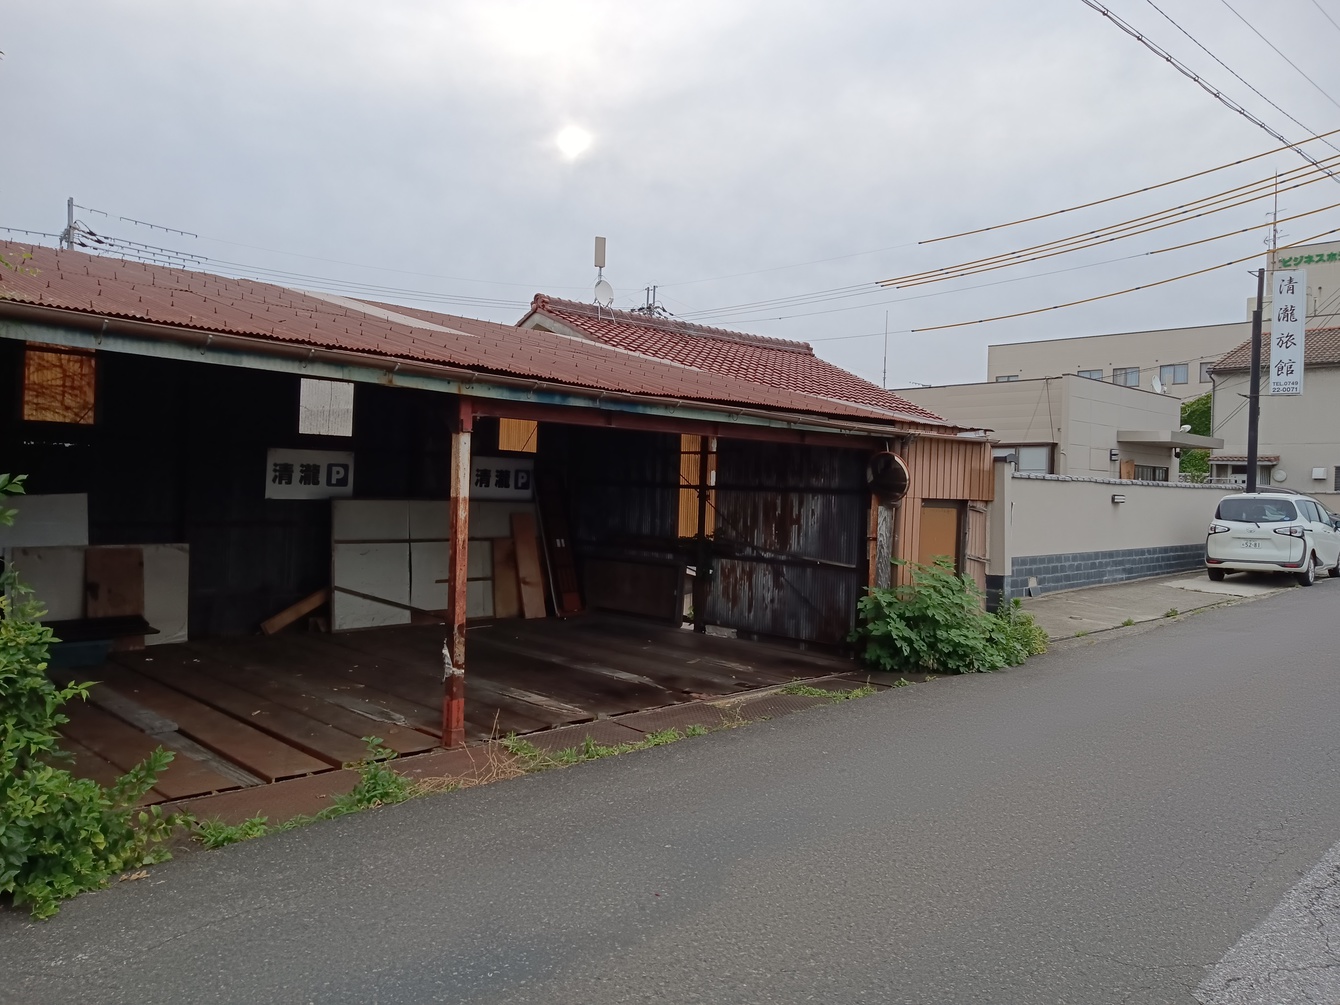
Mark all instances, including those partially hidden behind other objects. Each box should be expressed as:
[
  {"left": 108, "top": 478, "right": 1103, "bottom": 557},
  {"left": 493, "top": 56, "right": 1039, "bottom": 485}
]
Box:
[{"left": 1195, "top": 838, "right": 1340, "bottom": 1004}]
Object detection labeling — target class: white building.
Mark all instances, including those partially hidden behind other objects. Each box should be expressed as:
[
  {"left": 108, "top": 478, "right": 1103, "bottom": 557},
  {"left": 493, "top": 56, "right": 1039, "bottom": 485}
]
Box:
[
  {"left": 898, "top": 373, "right": 1220, "bottom": 480},
  {"left": 986, "top": 322, "right": 1248, "bottom": 401}
]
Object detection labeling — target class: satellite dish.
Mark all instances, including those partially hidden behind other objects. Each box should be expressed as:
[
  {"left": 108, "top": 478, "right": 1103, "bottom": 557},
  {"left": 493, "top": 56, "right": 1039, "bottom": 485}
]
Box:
[
  {"left": 593, "top": 279, "right": 614, "bottom": 307},
  {"left": 1179, "top": 424, "right": 1192, "bottom": 433},
  {"left": 1151, "top": 375, "right": 1166, "bottom": 394}
]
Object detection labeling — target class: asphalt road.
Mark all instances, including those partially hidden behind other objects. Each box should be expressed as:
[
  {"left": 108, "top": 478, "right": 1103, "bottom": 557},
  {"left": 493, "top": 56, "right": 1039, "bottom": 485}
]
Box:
[{"left": 6, "top": 581, "right": 1340, "bottom": 1004}]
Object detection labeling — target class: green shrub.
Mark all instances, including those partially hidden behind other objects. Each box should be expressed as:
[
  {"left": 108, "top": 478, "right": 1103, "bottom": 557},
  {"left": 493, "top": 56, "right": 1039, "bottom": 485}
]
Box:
[
  {"left": 0, "top": 474, "right": 177, "bottom": 918},
  {"left": 852, "top": 559, "right": 1048, "bottom": 674}
]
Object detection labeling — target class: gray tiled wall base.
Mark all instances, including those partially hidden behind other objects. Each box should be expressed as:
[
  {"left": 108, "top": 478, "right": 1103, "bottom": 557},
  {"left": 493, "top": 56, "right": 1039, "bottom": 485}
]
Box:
[{"left": 990, "top": 543, "right": 1205, "bottom": 605}]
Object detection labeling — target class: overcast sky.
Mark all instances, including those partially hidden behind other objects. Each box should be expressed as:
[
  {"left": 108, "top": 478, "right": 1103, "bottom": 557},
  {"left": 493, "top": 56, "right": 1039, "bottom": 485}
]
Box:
[{"left": 6, "top": 1, "right": 1340, "bottom": 388}]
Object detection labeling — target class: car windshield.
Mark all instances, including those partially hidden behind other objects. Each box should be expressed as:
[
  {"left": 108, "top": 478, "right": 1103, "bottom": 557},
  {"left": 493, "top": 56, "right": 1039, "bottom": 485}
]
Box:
[{"left": 1216, "top": 498, "right": 1298, "bottom": 523}]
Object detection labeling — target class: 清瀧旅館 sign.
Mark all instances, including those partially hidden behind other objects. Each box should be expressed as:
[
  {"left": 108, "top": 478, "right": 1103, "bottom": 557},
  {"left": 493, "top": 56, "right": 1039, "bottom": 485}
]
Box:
[
  {"left": 1271, "top": 269, "right": 1306, "bottom": 396},
  {"left": 265, "top": 448, "right": 355, "bottom": 500}
]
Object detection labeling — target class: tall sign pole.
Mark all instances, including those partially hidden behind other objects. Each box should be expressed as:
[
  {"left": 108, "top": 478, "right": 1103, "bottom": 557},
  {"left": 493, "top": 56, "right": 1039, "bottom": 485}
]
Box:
[{"left": 1245, "top": 269, "right": 1264, "bottom": 493}]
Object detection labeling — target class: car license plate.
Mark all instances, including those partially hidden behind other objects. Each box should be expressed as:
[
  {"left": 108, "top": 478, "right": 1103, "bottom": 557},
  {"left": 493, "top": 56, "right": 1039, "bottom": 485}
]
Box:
[{"left": 1241, "top": 539, "right": 1262, "bottom": 549}]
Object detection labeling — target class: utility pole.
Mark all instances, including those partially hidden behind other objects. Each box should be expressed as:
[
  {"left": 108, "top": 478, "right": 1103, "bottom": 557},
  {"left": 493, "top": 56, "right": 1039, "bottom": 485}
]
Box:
[{"left": 1245, "top": 267, "right": 1265, "bottom": 493}]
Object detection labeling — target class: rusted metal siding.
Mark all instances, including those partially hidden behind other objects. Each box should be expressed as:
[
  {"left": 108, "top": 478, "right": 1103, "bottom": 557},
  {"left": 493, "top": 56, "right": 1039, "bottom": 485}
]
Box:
[
  {"left": 706, "top": 441, "right": 866, "bottom": 644},
  {"left": 567, "top": 427, "right": 680, "bottom": 545},
  {"left": 893, "top": 435, "right": 994, "bottom": 592}
]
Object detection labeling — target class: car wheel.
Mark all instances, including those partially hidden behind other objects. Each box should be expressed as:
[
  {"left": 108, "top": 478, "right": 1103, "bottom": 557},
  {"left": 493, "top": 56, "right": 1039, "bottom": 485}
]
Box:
[
  {"left": 1207, "top": 568, "right": 1226, "bottom": 581},
  {"left": 1298, "top": 554, "right": 1318, "bottom": 587},
  {"left": 1329, "top": 560, "right": 1340, "bottom": 579}
]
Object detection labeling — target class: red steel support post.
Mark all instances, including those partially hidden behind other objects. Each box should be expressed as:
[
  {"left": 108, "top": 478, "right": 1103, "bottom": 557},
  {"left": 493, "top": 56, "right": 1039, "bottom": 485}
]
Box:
[{"left": 442, "top": 397, "right": 473, "bottom": 748}]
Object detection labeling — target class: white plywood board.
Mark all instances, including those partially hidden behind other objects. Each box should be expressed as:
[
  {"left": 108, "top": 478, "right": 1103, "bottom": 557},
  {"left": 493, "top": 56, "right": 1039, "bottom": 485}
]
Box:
[
  {"left": 0, "top": 494, "right": 88, "bottom": 548},
  {"left": 467, "top": 579, "right": 494, "bottom": 619},
  {"left": 469, "top": 501, "right": 537, "bottom": 539},
  {"left": 143, "top": 543, "right": 189, "bottom": 646},
  {"left": 409, "top": 501, "right": 450, "bottom": 541},
  {"left": 466, "top": 538, "right": 493, "bottom": 580},
  {"left": 409, "top": 541, "right": 449, "bottom": 614},
  {"left": 9, "top": 546, "right": 85, "bottom": 621},
  {"left": 332, "top": 499, "right": 408, "bottom": 542},
  {"left": 333, "top": 542, "right": 410, "bottom": 629}
]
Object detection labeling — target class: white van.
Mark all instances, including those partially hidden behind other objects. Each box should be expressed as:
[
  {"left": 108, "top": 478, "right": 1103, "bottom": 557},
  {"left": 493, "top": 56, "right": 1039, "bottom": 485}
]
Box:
[{"left": 1204, "top": 491, "right": 1340, "bottom": 586}]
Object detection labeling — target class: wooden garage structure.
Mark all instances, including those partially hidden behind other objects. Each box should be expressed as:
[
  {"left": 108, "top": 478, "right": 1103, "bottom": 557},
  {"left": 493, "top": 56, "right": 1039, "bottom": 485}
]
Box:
[{"left": 0, "top": 242, "right": 992, "bottom": 769}]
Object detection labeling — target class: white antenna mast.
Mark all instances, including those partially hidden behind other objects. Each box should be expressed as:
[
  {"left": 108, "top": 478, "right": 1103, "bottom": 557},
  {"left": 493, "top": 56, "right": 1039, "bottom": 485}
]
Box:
[
  {"left": 593, "top": 236, "right": 613, "bottom": 307},
  {"left": 882, "top": 311, "right": 889, "bottom": 389}
]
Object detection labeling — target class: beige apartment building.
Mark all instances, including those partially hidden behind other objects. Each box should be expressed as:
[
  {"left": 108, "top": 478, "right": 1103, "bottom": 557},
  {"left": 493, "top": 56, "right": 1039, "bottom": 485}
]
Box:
[
  {"left": 899, "top": 373, "right": 1220, "bottom": 480},
  {"left": 986, "top": 322, "right": 1249, "bottom": 401}
]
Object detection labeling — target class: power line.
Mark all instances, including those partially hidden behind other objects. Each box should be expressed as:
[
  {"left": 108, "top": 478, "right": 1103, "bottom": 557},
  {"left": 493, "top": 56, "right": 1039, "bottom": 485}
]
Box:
[
  {"left": 1311, "top": 0, "right": 1340, "bottom": 38},
  {"left": 919, "top": 127, "right": 1340, "bottom": 247},
  {"left": 882, "top": 155, "right": 1340, "bottom": 289},
  {"left": 1218, "top": 0, "right": 1340, "bottom": 113},
  {"left": 1082, "top": 1, "right": 1340, "bottom": 185},
  {"left": 1142, "top": 0, "right": 1340, "bottom": 152},
  {"left": 909, "top": 224, "right": 1340, "bottom": 333},
  {"left": 679, "top": 137, "right": 1340, "bottom": 322}
]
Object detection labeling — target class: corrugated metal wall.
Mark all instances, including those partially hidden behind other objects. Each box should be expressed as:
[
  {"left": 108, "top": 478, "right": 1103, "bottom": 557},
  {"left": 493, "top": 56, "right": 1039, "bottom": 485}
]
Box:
[
  {"left": 706, "top": 441, "right": 866, "bottom": 644},
  {"left": 896, "top": 435, "right": 995, "bottom": 592}
]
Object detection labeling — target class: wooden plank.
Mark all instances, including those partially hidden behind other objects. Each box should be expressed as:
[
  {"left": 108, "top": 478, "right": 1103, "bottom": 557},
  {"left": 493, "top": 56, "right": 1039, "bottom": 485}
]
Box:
[
  {"left": 55, "top": 735, "right": 165, "bottom": 803},
  {"left": 475, "top": 627, "right": 749, "bottom": 697},
  {"left": 491, "top": 538, "right": 521, "bottom": 619},
  {"left": 126, "top": 656, "right": 375, "bottom": 767},
  {"left": 300, "top": 631, "right": 559, "bottom": 736},
  {"left": 92, "top": 663, "right": 328, "bottom": 782},
  {"left": 85, "top": 546, "right": 145, "bottom": 650},
  {"left": 193, "top": 636, "right": 445, "bottom": 737},
  {"left": 60, "top": 699, "right": 239, "bottom": 800},
  {"left": 511, "top": 512, "right": 546, "bottom": 619},
  {"left": 465, "top": 637, "right": 674, "bottom": 717},
  {"left": 138, "top": 648, "right": 437, "bottom": 755},
  {"left": 260, "top": 588, "right": 331, "bottom": 636}
]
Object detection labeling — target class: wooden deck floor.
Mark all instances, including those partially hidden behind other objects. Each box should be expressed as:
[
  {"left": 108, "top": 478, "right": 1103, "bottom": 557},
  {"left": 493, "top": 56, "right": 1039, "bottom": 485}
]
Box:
[{"left": 58, "top": 615, "right": 855, "bottom": 804}]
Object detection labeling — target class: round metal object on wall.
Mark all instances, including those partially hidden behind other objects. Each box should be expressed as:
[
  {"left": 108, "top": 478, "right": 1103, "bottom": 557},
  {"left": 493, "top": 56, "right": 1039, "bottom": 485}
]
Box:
[{"left": 867, "top": 451, "right": 910, "bottom": 503}]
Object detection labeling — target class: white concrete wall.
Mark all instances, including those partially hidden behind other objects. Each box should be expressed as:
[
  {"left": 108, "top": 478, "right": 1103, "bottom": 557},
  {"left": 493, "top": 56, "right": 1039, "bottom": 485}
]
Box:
[
  {"left": 990, "top": 473, "right": 1224, "bottom": 576},
  {"left": 987, "top": 322, "right": 1247, "bottom": 399}
]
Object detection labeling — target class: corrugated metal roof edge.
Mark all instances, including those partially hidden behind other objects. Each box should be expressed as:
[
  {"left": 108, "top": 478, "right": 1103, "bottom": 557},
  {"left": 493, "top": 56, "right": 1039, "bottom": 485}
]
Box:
[{"left": 0, "top": 298, "right": 962, "bottom": 439}]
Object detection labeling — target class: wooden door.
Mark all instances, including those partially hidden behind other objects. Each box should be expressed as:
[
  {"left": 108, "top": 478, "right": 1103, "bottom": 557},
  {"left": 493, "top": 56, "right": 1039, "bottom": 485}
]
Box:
[{"left": 917, "top": 501, "right": 963, "bottom": 570}]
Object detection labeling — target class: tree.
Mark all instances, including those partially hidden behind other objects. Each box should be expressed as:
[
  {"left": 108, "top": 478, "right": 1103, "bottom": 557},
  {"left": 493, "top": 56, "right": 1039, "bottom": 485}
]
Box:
[{"left": 1180, "top": 392, "right": 1212, "bottom": 479}]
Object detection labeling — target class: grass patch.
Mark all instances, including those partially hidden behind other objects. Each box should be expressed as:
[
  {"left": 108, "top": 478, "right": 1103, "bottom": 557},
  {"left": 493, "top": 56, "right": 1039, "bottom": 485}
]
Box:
[
  {"left": 777, "top": 682, "right": 878, "bottom": 701},
  {"left": 1164, "top": 608, "right": 1179, "bottom": 618},
  {"left": 191, "top": 737, "right": 415, "bottom": 849},
  {"left": 1121, "top": 617, "right": 1136, "bottom": 627}
]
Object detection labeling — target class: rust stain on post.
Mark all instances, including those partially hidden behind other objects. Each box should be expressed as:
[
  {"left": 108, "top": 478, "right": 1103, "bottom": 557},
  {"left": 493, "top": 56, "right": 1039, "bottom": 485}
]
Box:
[{"left": 442, "top": 396, "right": 472, "bottom": 748}]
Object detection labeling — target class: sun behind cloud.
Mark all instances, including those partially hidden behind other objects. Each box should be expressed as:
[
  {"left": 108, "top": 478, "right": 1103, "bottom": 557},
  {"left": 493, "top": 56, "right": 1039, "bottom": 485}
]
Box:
[{"left": 555, "top": 125, "right": 594, "bottom": 160}]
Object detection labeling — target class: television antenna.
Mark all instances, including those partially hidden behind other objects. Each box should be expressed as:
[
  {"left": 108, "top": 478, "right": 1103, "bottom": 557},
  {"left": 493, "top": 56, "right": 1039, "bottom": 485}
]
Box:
[{"left": 593, "top": 236, "right": 613, "bottom": 307}]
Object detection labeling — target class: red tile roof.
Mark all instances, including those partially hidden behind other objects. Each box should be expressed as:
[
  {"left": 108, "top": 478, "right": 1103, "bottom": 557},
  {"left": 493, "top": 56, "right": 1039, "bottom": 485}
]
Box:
[
  {"left": 0, "top": 242, "right": 953, "bottom": 429},
  {"left": 1213, "top": 326, "right": 1340, "bottom": 371},
  {"left": 521, "top": 295, "right": 948, "bottom": 424}
]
